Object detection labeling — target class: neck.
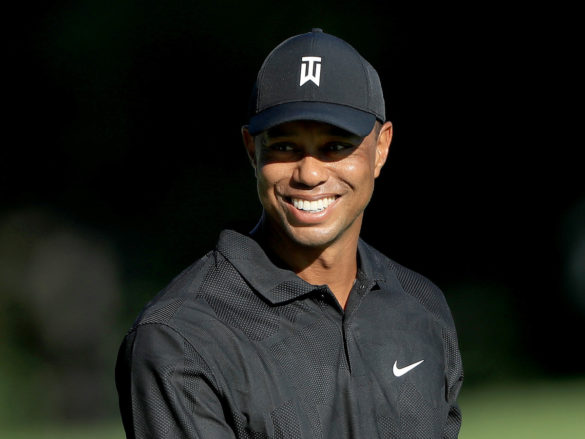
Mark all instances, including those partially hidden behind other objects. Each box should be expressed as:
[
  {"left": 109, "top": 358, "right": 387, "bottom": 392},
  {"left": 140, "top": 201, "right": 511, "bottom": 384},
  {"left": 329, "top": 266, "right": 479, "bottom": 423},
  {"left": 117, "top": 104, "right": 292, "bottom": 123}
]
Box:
[{"left": 252, "top": 215, "right": 360, "bottom": 308}]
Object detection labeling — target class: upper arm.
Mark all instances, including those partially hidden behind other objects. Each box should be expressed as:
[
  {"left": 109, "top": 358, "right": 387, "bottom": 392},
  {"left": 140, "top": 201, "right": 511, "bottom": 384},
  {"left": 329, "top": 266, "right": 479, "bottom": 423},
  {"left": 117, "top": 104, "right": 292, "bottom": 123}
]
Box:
[{"left": 115, "top": 323, "right": 236, "bottom": 439}]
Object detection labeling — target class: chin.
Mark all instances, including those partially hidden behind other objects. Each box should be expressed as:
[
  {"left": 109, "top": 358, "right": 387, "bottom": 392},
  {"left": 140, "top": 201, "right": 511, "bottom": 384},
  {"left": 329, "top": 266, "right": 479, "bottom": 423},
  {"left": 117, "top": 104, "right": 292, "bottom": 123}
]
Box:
[{"left": 284, "top": 225, "right": 343, "bottom": 249}]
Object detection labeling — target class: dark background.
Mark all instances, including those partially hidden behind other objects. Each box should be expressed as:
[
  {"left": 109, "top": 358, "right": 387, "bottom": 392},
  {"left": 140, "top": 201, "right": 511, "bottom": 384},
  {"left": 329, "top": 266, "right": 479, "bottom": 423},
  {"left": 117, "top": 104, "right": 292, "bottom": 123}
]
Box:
[{"left": 2, "top": 0, "right": 583, "bottom": 425}]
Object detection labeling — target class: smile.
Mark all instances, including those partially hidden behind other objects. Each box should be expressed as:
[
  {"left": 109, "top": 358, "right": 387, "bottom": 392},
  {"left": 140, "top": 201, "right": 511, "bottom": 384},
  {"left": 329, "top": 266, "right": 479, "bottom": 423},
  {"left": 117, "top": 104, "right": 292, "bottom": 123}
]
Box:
[{"left": 290, "top": 196, "right": 336, "bottom": 213}]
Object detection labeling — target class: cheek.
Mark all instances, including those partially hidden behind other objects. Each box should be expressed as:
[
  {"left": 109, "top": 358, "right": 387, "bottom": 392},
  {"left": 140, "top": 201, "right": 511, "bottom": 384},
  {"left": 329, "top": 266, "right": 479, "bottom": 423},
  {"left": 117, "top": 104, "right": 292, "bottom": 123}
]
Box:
[
  {"left": 336, "top": 154, "right": 376, "bottom": 186},
  {"left": 257, "top": 163, "right": 280, "bottom": 186},
  {"left": 256, "top": 163, "right": 288, "bottom": 198},
  {"left": 255, "top": 167, "right": 271, "bottom": 198}
]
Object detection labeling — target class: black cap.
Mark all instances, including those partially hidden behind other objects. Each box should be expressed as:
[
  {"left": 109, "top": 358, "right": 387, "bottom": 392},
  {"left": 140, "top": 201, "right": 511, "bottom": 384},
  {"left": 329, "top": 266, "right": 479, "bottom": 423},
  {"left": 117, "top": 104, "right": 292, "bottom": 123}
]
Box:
[{"left": 247, "top": 29, "right": 385, "bottom": 137}]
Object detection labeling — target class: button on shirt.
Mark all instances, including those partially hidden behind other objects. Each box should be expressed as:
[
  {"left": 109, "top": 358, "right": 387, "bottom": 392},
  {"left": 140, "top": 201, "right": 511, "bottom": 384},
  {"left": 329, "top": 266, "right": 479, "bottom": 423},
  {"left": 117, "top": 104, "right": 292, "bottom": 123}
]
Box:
[{"left": 116, "top": 230, "right": 463, "bottom": 438}]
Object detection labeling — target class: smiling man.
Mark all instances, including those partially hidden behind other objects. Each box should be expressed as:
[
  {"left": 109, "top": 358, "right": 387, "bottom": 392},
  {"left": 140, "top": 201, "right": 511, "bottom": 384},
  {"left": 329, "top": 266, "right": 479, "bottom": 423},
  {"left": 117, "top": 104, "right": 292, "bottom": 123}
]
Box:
[
  {"left": 116, "top": 29, "right": 464, "bottom": 438},
  {"left": 241, "top": 120, "right": 391, "bottom": 309}
]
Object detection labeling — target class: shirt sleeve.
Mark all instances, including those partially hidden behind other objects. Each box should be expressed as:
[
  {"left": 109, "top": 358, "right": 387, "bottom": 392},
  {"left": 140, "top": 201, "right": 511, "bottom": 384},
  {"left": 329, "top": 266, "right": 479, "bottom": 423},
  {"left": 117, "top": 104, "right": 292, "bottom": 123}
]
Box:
[
  {"left": 443, "top": 402, "right": 463, "bottom": 439},
  {"left": 442, "top": 326, "right": 464, "bottom": 439},
  {"left": 115, "top": 323, "right": 236, "bottom": 439}
]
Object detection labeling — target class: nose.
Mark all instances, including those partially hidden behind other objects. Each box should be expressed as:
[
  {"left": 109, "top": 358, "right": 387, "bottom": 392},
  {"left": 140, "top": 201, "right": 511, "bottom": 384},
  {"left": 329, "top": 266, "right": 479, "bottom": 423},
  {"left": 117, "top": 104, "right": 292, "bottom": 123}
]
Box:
[{"left": 293, "top": 154, "right": 328, "bottom": 188}]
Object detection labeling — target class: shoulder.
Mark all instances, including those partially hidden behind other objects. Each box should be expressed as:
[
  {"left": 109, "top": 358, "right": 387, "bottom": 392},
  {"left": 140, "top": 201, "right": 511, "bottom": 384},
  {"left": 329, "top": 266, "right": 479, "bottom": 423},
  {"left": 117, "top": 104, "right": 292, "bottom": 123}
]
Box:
[
  {"left": 125, "top": 239, "right": 269, "bottom": 346},
  {"left": 118, "top": 248, "right": 238, "bottom": 376},
  {"left": 359, "top": 239, "right": 456, "bottom": 329},
  {"left": 118, "top": 251, "right": 217, "bottom": 366},
  {"left": 131, "top": 250, "right": 216, "bottom": 328},
  {"left": 130, "top": 246, "right": 254, "bottom": 331}
]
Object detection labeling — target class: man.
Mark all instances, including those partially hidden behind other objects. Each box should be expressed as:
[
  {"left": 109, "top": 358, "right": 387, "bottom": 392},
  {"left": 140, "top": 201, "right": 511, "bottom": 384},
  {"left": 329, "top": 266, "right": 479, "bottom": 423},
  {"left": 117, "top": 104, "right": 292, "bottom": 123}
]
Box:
[{"left": 116, "top": 28, "right": 463, "bottom": 438}]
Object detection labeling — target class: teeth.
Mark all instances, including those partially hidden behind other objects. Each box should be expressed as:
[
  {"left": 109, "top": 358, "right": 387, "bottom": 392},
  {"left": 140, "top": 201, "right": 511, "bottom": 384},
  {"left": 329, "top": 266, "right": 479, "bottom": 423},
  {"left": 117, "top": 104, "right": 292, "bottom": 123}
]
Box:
[{"left": 291, "top": 196, "right": 336, "bottom": 212}]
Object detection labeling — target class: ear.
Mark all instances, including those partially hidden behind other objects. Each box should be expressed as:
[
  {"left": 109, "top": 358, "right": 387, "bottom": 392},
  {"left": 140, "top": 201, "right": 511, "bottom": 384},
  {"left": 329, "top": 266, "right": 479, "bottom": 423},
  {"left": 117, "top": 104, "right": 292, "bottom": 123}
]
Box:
[
  {"left": 374, "top": 121, "right": 393, "bottom": 178},
  {"left": 241, "top": 125, "right": 257, "bottom": 170}
]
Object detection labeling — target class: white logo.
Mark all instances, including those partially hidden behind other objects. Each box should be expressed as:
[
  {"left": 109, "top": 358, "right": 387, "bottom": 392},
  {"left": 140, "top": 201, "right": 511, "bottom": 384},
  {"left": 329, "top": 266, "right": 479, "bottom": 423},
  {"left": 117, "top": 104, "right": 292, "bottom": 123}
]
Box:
[
  {"left": 300, "top": 56, "right": 322, "bottom": 86},
  {"left": 393, "top": 359, "right": 424, "bottom": 377}
]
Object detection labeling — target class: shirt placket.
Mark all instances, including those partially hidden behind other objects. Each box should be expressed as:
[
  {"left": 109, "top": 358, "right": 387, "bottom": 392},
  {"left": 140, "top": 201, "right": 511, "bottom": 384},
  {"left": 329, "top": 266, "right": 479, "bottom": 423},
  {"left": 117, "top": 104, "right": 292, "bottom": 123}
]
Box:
[{"left": 314, "top": 273, "right": 375, "bottom": 374}]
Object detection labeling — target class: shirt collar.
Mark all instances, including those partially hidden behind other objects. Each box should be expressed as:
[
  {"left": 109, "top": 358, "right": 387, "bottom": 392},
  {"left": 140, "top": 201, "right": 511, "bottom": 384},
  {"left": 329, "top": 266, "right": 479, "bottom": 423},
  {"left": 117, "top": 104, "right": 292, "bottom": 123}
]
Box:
[
  {"left": 357, "top": 239, "right": 387, "bottom": 283},
  {"left": 216, "top": 229, "right": 388, "bottom": 305}
]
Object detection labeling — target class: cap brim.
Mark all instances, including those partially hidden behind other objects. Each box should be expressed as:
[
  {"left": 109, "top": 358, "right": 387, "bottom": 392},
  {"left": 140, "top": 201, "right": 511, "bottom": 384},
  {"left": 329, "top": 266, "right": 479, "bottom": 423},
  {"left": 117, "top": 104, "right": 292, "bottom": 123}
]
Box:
[{"left": 248, "top": 102, "right": 376, "bottom": 137}]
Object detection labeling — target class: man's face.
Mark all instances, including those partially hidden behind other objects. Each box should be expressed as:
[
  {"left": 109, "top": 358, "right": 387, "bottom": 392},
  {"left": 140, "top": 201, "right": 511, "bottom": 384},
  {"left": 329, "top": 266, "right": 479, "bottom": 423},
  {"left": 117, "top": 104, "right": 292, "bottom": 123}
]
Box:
[{"left": 243, "top": 120, "right": 392, "bottom": 249}]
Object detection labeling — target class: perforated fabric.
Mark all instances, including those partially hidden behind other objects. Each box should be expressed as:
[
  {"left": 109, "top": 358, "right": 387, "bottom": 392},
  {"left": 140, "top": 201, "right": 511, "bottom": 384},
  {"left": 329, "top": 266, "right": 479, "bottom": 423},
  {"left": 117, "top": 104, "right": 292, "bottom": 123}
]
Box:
[
  {"left": 387, "top": 259, "right": 452, "bottom": 324},
  {"left": 398, "top": 382, "right": 443, "bottom": 438},
  {"left": 200, "top": 257, "right": 280, "bottom": 341},
  {"left": 376, "top": 413, "right": 399, "bottom": 439},
  {"left": 269, "top": 317, "right": 348, "bottom": 437},
  {"left": 271, "top": 400, "right": 302, "bottom": 439},
  {"left": 442, "top": 327, "right": 464, "bottom": 403},
  {"left": 140, "top": 298, "right": 185, "bottom": 325},
  {"left": 116, "top": 229, "right": 463, "bottom": 438}
]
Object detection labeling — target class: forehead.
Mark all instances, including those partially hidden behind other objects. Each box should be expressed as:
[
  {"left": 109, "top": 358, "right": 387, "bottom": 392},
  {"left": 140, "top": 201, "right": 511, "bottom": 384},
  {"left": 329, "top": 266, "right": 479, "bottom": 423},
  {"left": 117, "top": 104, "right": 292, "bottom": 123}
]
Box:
[{"left": 263, "top": 121, "right": 358, "bottom": 139}]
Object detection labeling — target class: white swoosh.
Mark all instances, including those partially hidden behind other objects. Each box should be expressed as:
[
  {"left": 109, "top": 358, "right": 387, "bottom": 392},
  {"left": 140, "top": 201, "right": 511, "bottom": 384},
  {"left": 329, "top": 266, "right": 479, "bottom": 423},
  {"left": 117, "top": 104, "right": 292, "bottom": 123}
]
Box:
[{"left": 393, "top": 359, "right": 424, "bottom": 377}]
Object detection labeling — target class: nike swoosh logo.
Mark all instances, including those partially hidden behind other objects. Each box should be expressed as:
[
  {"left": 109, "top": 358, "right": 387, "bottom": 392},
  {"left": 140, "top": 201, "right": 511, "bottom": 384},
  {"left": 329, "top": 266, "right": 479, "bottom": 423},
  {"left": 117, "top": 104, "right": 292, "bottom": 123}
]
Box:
[{"left": 393, "top": 359, "right": 424, "bottom": 377}]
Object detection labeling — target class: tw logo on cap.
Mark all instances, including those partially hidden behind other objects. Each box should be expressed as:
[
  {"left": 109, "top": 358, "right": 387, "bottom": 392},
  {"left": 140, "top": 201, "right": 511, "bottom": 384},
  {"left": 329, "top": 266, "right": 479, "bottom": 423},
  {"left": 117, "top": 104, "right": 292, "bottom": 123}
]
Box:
[{"left": 300, "top": 56, "right": 321, "bottom": 86}]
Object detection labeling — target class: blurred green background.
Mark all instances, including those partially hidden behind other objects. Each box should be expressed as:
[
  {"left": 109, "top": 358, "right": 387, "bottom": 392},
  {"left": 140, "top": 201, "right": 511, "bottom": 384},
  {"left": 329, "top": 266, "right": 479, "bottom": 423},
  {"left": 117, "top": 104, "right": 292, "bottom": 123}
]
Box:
[{"left": 2, "top": 1, "right": 583, "bottom": 437}]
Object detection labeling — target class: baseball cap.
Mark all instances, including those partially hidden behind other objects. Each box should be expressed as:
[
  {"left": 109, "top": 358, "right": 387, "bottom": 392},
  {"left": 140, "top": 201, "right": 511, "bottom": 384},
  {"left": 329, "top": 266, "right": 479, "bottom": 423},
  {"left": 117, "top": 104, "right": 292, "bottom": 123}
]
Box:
[{"left": 247, "top": 28, "right": 385, "bottom": 137}]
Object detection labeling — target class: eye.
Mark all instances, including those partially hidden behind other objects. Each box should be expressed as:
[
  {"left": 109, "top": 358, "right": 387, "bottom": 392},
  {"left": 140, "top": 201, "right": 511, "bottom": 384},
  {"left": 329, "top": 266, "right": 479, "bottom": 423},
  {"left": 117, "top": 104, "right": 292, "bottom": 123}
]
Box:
[
  {"left": 325, "top": 142, "right": 354, "bottom": 152},
  {"left": 270, "top": 142, "right": 296, "bottom": 152}
]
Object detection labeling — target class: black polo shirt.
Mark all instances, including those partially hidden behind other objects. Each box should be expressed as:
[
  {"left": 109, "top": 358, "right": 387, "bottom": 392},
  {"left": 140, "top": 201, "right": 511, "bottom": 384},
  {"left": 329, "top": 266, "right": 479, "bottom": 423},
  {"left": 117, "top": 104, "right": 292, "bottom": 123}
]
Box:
[{"left": 116, "top": 230, "right": 463, "bottom": 438}]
